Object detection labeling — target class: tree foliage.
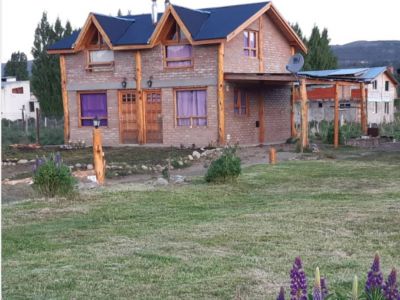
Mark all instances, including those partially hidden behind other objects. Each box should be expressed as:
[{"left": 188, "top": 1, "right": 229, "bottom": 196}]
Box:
[
  {"left": 31, "top": 13, "right": 73, "bottom": 117},
  {"left": 4, "top": 52, "right": 29, "bottom": 80},
  {"left": 291, "top": 23, "right": 338, "bottom": 71}
]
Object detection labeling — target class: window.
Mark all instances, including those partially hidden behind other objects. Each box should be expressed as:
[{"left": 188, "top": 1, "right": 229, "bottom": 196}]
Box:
[
  {"left": 12, "top": 87, "right": 23, "bottom": 94},
  {"left": 88, "top": 50, "right": 114, "bottom": 67},
  {"left": 385, "top": 81, "right": 389, "bottom": 91},
  {"left": 243, "top": 30, "right": 257, "bottom": 57},
  {"left": 165, "top": 45, "right": 193, "bottom": 67},
  {"left": 374, "top": 102, "right": 378, "bottom": 114},
  {"left": 340, "top": 103, "right": 351, "bottom": 109},
  {"left": 318, "top": 102, "right": 323, "bottom": 108},
  {"left": 234, "top": 89, "right": 249, "bottom": 116},
  {"left": 29, "top": 101, "right": 35, "bottom": 112},
  {"left": 175, "top": 89, "right": 207, "bottom": 127},
  {"left": 79, "top": 92, "right": 108, "bottom": 126},
  {"left": 372, "top": 80, "right": 377, "bottom": 90},
  {"left": 384, "top": 102, "right": 389, "bottom": 114}
]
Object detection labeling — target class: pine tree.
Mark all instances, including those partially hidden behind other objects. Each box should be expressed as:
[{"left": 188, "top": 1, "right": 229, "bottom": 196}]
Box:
[
  {"left": 291, "top": 22, "right": 307, "bottom": 44},
  {"left": 117, "top": 9, "right": 122, "bottom": 16},
  {"left": 31, "top": 13, "right": 74, "bottom": 117},
  {"left": 64, "top": 21, "right": 72, "bottom": 37},
  {"left": 4, "top": 52, "right": 29, "bottom": 80}
]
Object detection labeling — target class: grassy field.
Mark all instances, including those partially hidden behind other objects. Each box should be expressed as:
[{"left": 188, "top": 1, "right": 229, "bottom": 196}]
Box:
[{"left": 2, "top": 152, "right": 400, "bottom": 299}]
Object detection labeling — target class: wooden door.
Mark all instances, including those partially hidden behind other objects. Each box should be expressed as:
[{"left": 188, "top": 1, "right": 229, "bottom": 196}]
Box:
[
  {"left": 119, "top": 90, "right": 138, "bottom": 144},
  {"left": 144, "top": 91, "right": 163, "bottom": 143}
]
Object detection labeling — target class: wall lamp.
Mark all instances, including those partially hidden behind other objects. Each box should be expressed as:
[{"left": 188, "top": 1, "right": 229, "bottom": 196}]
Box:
[
  {"left": 147, "top": 76, "right": 153, "bottom": 88},
  {"left": 121, "top": 78, "right": 127, "bottom": 89}
]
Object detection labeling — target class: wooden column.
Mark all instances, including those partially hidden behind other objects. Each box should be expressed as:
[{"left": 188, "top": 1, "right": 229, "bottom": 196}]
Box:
[
  {"left": 334, "top": 83, "right": 340, "bottom": 148},
  {"left": 258, "top": 90, "right": 265, "bottom": 144},
  {"left": 290, "top": 46, "right": 295, "bottom": 56},
  {"left": 93, "top": 128, "right": 106, "bottom": 185},
  {"left": 290, "top": 85, "right": 297, "bottom": 137},
  {"left": 136, "top": 51, "right": 145, "bottom": 144},
  {"left": 299, "top": 79, "right": 309, "bottom": 150},
  {"left": 360, "top": 82, "right": 367, "bottom": 134},
  {"left": 60, "top": 55, "right": 69, "bottom": 143},
  {"left": 258, "top": 17, "right": 264, "bottom": 73},
  {"left": 217, "top": 43, "right": 225, "bottom": 145}
]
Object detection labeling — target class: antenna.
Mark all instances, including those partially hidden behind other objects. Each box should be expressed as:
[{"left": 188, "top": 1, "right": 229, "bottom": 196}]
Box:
[{"left": 286, "top": 53, "right": 304, "bottom": 74}]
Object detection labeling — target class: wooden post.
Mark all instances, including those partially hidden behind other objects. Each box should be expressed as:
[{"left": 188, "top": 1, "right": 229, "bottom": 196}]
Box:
[
  {"left": 299, "top": 79, "right": 309, "bottom": 150},
  {"left": 269, "top": 147, "right": 277, "bottom": 164},
  {"left": 290, "top": 46, "right": 295, "bottom": 56},
  {"left": 360, "top": 82, "right": 367, "bottom": 134},
  {"left": 334, "top": 83, "right": 340, "bottom": 148},
  {"left": 258, "top": 90, "right": 265, "bottom": 144},
  {"left": 136, "top": 51, "right": 144, "bottom": 144},
  {"left": 290, "top": 85, "right": 297, "bottom": 137},
  {"left": 93, "top": 128, "right": 106, "bottom": 185},
  {"left": 60, "top": 55, "right": 70, "bottom": 143},
  {"left": 258, "top": 17, "right": 264, "bottom": 73},
  {"left": 217, "top": 43, "right": 225, "bottom": 145},
  {"left": 35, "top": 108, "right": 40, "bottom": 145}
]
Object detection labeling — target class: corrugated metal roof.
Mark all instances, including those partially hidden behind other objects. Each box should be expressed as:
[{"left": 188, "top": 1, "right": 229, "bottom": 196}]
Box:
[
  {"left": 48, "top": 2, "right": 269, "bottom": 50},
  {"left": 299, "top": 67, "right": 390, "bottom": 82}
]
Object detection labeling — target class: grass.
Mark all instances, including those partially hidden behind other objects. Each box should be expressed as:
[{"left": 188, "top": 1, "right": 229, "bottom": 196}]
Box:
[{"left": 2, "top": 152, "right": 400, "bottom": 299}]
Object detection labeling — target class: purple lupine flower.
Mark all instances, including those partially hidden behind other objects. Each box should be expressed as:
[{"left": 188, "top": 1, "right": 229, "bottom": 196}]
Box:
[
  {"left": 277, "top": 286, "right": 285, "bottom": 300},
  {"left": 313, "top": 267, "right": 322, "bottom": 300},
  {"left": 383, "top": 268, "right": 400, "bottom": 300},
  {"left": 290, "top": 257, "right": 308, "bottom": 300},
  {"left": 33, "top": 157, "right": 44, "bottom": 173},
  {"left": 320, "top": 277, "right": 329, "bottom": 300},
  {"left": 366, "top": 253, "right": 384, "bottom": 293},
  {"left": 55, "top": 152, "right": 62, "bottom": 168}
]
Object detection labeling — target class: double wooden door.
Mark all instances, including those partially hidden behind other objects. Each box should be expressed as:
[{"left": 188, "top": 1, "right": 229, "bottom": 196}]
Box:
[{"left": 119, "top": 90, "right": 162, "bottom": 144}]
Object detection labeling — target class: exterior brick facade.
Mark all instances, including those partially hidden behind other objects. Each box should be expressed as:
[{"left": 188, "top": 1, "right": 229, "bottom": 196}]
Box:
[{"left": 64, "top": 11, "right": 297, "bottom": 147}]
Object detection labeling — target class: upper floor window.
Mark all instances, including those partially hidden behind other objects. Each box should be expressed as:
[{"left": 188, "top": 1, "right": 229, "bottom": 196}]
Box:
[
  {"left": 234, "top": 89, "right": 249, "bottom": 116},
  {"left": 89, "top": 50, "right": 114, "bottom": 65},
  {"left": 164, "top": 23, "right": 193, "bottom": 68},
  {"left": 86, "top": 30, "right": 114, "bottom": 70},
  {"left": 243, "top": 30, "right": 257, "bottom": 57},
  {"left": 12, "top": 87, "right": 24, "bottom": 94},
  {"left": 385, "top": 81, "right": 389, "bottom": 91},
  {"left": 372, "top": 80, "right": 378, "bottom": 90}
]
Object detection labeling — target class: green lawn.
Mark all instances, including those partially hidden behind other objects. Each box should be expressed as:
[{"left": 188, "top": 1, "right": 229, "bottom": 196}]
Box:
[{"left": 2, "top": 154, "right": 400, "bottom": 299}]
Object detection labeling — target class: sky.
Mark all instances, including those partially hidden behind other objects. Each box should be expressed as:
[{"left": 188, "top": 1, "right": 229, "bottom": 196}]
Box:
[{"left": 1, "top": 0, "right": 399, "bottom": 63}]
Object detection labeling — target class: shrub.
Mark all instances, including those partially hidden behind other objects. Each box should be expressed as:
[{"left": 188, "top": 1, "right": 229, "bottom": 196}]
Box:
[
  {"left": 324, "top": 123, "right": 344, "bottom": 145},
  {"left": 205, "top": 146, "right": 241, "bottom": 183},
  {"left": 32, "top": 152, "right": 76, "bottom": 197}
]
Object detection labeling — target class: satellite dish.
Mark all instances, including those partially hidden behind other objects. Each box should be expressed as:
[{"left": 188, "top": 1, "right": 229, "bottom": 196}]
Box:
[{"left": 286, "top": 53, "right": 304, "bottom": 74}]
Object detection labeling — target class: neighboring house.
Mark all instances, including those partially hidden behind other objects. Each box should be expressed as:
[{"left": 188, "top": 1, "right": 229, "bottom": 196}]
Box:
[
  {"left": 1, "top": 77, "right": 39, "bottom": 121},
  {"left": 298, "top": 67, "right": 398, "bottom": 125},
  {"left": 48, "top": 1, "right": 306, "bottom": 146}
]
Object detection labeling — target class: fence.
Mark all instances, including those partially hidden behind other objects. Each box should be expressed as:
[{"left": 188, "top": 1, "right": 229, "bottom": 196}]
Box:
[{"left": 2, "top": 112, "right": 64, "bottom": 148}]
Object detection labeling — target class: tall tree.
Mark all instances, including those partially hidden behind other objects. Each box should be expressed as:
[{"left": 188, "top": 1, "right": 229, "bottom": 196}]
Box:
[
  {"left": 31, "top": 12, "right": 73, "bottom": 117},
  {"left": 303, "top": 25, "right": 338, "bottom": 71},
  {"left": 4, "top": 52, "right": 29, "bottom": 80},
  {"left": 117, "top": 9, "right": 122, "bottom": 16},
  {"left": 290, "top": 22, "right": 307, "bottom": 45}
]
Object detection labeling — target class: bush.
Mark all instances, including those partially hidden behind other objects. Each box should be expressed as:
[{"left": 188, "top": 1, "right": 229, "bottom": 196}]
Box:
[
  {"left": 32, "top": 152, "right": 76, "bottom": 197},
  {"left": 205, "top": 146, "right": 241, "bottom": 183},
  {"left": 324, "top": 123, "right": 344, "bottom": 145}
]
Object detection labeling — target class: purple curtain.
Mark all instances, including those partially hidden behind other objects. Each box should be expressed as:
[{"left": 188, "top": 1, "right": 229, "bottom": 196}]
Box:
[
  {"left": 166, "top": 45, "right": 192, "bottom": 67},
  {"left": 80, "top": 93, "right": 108, "bottom": 126},
  {"left": 176, "top": 90, "right": 207, "bottom": 126}
]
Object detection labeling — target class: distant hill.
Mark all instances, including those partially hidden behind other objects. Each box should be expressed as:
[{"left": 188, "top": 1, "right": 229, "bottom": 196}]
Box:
[{"left": 331, "top": 40, "right": 400, "bottom": 71}]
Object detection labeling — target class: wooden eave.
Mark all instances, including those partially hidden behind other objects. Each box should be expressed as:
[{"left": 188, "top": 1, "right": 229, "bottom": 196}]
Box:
[
  {"left": 224, "top": 72, "right": 297, "bottom": 85},
  {"left": 47, "top": 49, "right": 75, "bottom": 54}
]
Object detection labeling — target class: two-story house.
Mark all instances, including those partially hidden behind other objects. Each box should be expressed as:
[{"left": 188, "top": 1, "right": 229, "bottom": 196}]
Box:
[{"left": 48, "top": 1, "right": 306, "bottom": 146}]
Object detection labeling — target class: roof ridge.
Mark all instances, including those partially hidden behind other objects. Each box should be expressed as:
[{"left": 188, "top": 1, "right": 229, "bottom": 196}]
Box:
[{"left": 200, "top": 1, "right": 269, "bottom": 11}]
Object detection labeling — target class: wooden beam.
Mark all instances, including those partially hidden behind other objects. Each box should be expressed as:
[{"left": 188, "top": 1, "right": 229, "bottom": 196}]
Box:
[
  {"left": 93, "top": 128, "right": 106, "bottom": 185},
  {"left": 258, "top": 17, "right": 264, "bottom": 73},
  {"left": 290, "top": 46, "right": 295, "bottom": 56},
  {"left": 299, "top": 78, "right": 309, "bottom": 150},
  {"left": 360, "top": 82, "right": 367, "bottom": 134},
  {"left": 136, "top": 51, "right": 145, "bottom": 144},
  {"left": 290, "top": 85, "right": 297, "bottom": 137},
  {"left": 258, "top": 90, "right": 265, "bottom": 144},
  {"left": 334, "top": 83, "right": 340, "bottom": 148},
  {"left": 59, "top": 55, "right": 69, "bottom": 143},
  {"left": 217, "top": 43, "right": 225, "bottom": 145}
]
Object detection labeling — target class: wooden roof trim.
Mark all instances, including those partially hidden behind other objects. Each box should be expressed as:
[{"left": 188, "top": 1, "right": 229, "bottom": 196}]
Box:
[
  {"left": 384, "top": 70, "right": 399, "bottom": 86},
  {"left": 267, "top": 5, "right": 308, "bottom": 53},
  {"left": 226, "top": 2, "right": 272, "bottom": 42},
  {"left": 169, "top": 5, "right": 195, "bottom": 44},
  {"left": 47, "top": 49, "right": 75, "bottom": 54},
  {"left": 74, "top": 14, "right": 113, "bottom": 51}
]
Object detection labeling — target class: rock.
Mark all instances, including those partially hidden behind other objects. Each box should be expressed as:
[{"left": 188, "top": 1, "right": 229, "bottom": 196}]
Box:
[
  {"left": 192, "top": 151, "right": 201, "bottom": 159},
  {"left": 178, "top": 160, "right": 184, "bottom": 166},
  {"left": 87, "top": 164, "right": 93, "bottom": 170},
  {"left": 75, "top": 163, "right": 82, "bottom": 168},
  {"left": 188, "top": 155, "right": 194, "bottom": 161},
  {"left": 311, "top": 143, "right": 320, "bottom": 153},
  {"left": 170, "top": 165, "right": 174, "bottom": 170},
  {"left": 171, "top": 175, "right": 185, "bottom": 184},
  {"left": 11, "top": 162, "right": 16, "bottom": 166},
  {"left": 154, "top": 177, "right": 169, "bottom": 186},
  {"left": 200, "top": 147, "right": 205, "bottom": 151},
  {"left": 69, "top": 166, "right": 74, "bottom": 171},
  {"left": 155, "top": 164, "right": 163, "bottom": 172},
  {"left": 30, "top": 159, "right": 35, "bottom": 163},
  {"left": 17, "top": 159, "right": 28, "bottom": 164},
  {"left": 141, "top": 165, "right": 148, "bottom": 171}
]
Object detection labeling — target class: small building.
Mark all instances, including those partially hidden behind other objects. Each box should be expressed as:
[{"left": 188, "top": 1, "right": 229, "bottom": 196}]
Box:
[
  {"left": 1, "top": 77, "right": 39, "bottom": 121},
  {"left": 298, "top": 67, "right": 398, "bottom": 126},
  {"left": 48, "top": 1, "right": 307, "bottom": 147}
]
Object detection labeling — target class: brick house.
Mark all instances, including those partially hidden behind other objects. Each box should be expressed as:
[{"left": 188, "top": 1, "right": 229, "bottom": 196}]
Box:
[
  {"left": 48, "top": 1, "right": 307, "bottom": 146},
  {"left": 298, "top": 67, "right": 398, "bottom": 126}
]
